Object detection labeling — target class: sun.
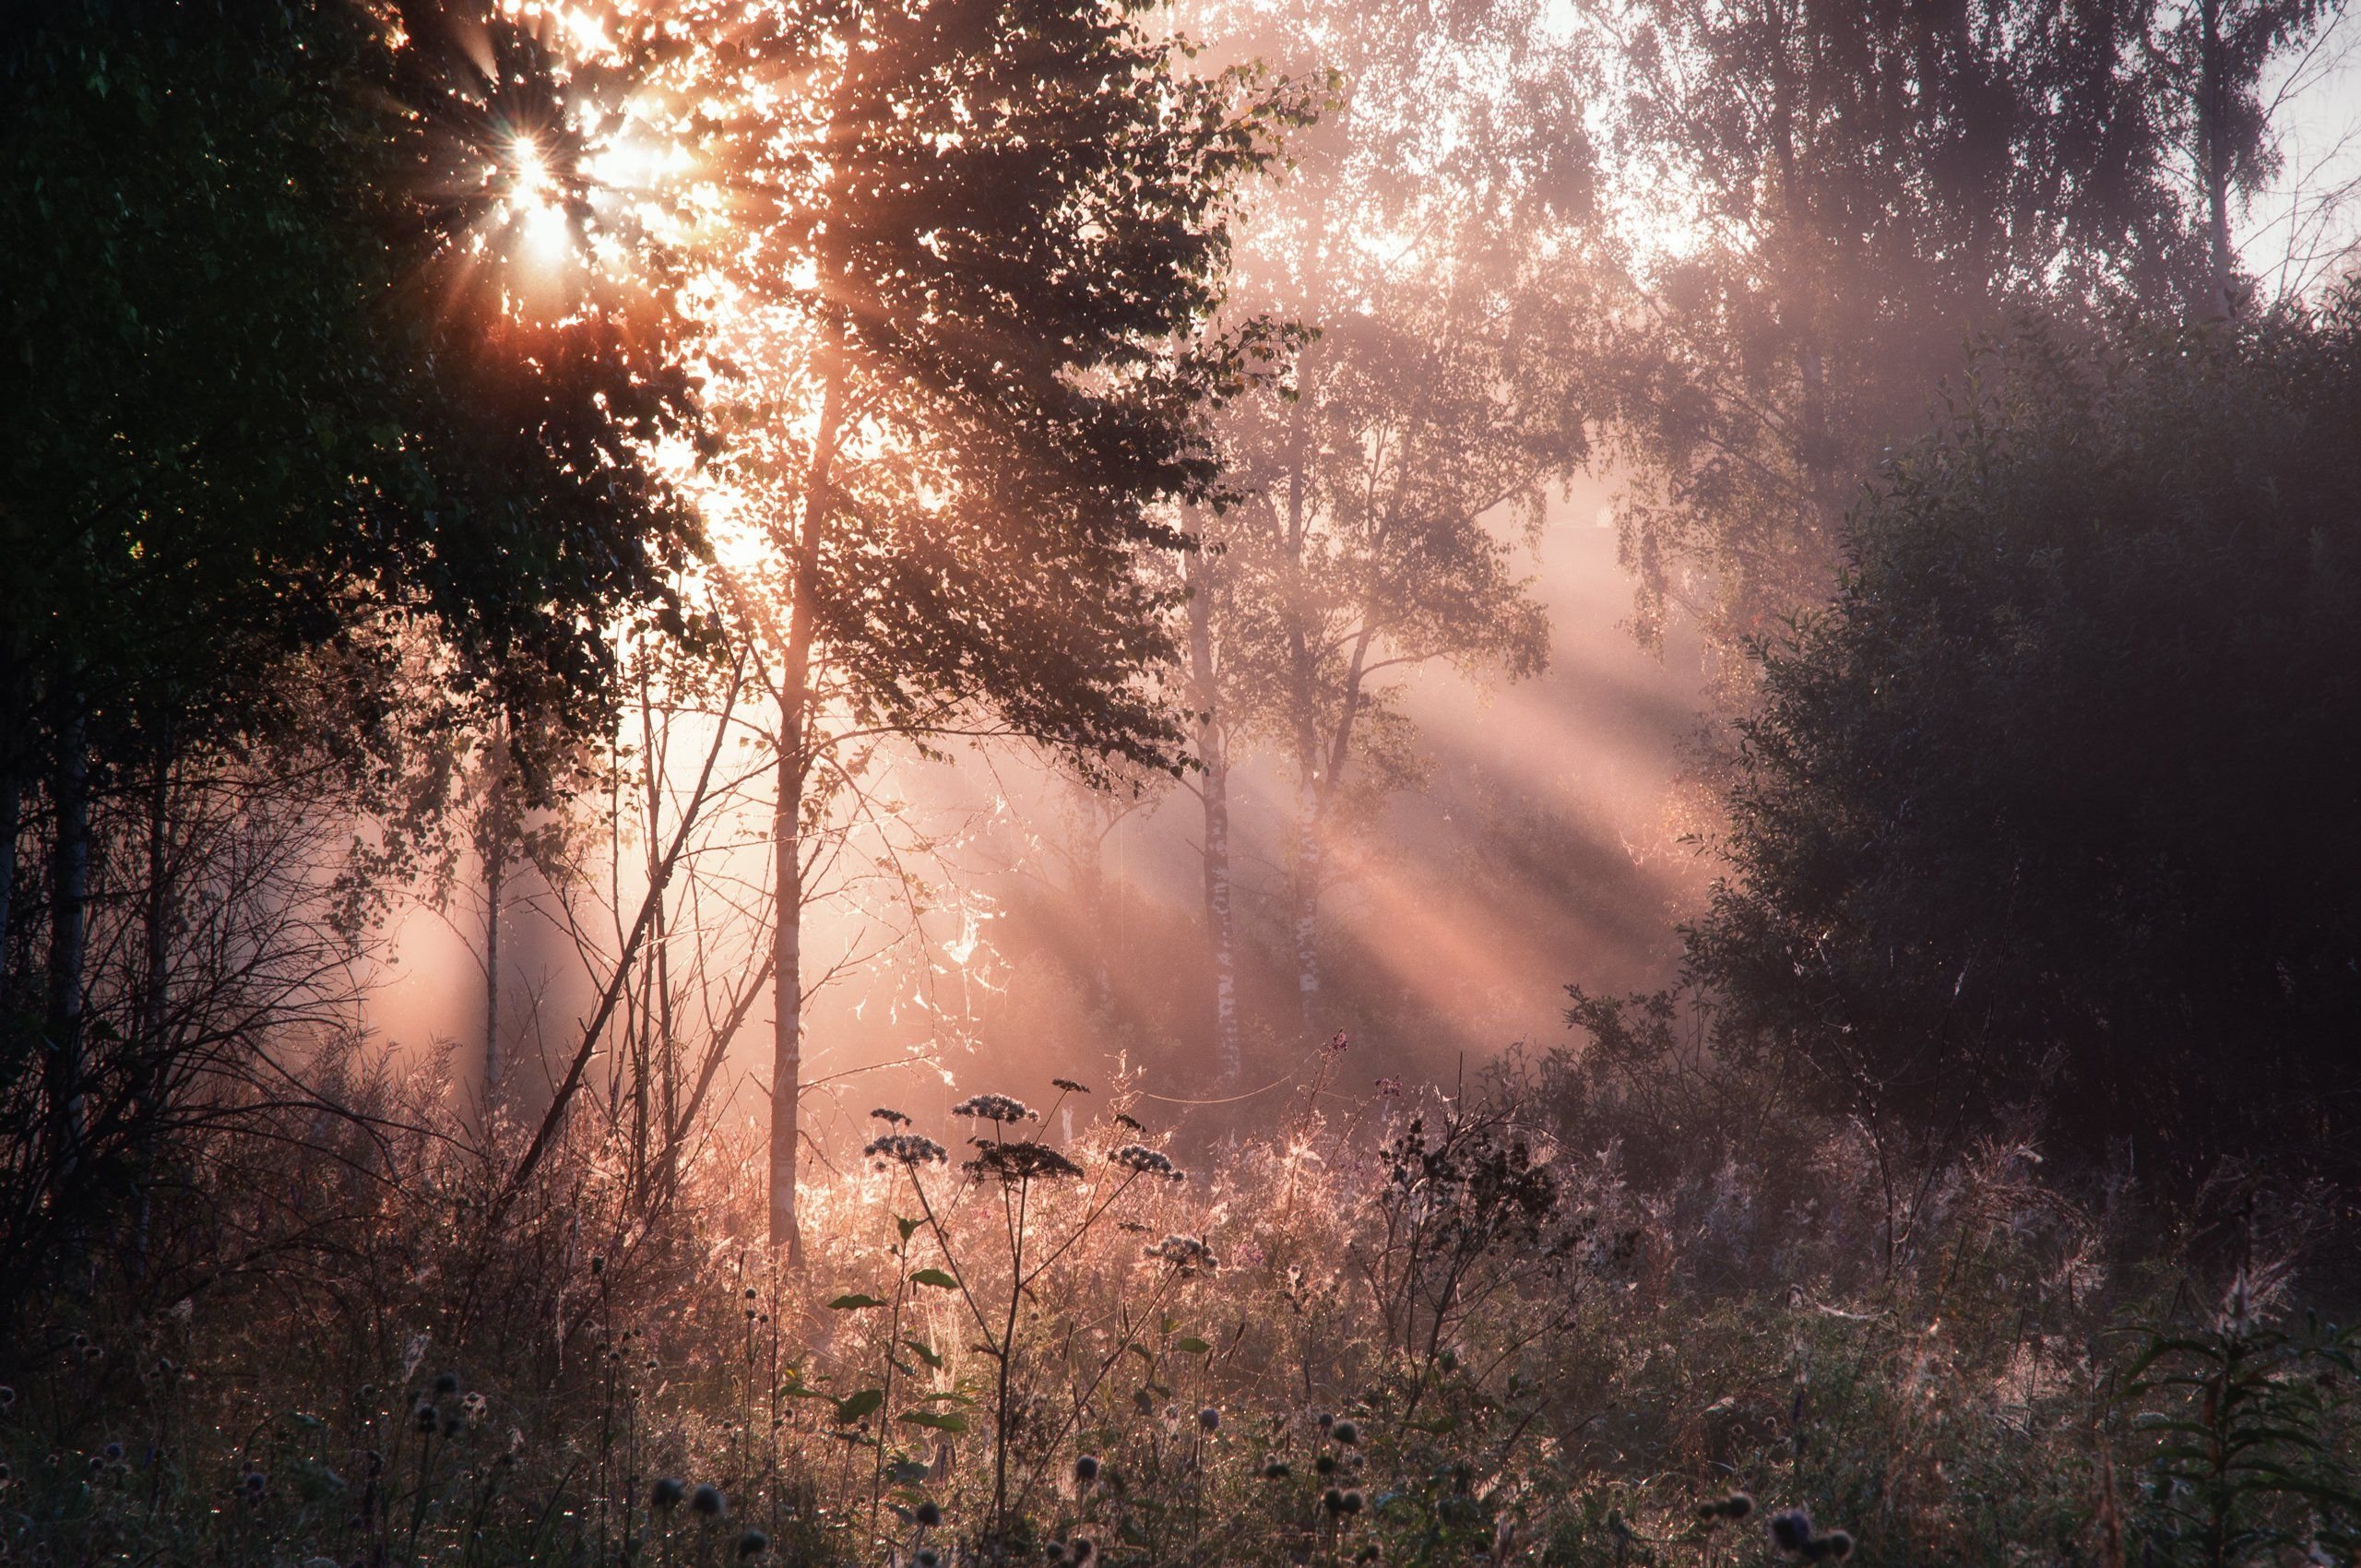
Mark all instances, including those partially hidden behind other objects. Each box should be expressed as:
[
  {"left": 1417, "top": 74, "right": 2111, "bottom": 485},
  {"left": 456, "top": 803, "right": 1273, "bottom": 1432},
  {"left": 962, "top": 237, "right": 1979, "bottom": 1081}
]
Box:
[{"left": 505, "top": 138, "right": 575, "bottom": 267}]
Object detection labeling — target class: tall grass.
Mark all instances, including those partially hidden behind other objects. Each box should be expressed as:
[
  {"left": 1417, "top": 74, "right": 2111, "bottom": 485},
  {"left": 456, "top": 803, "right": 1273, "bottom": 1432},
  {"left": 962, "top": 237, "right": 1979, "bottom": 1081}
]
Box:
[{"left": 3, "top": 1041, "right": 2354, "bottom": 1567}]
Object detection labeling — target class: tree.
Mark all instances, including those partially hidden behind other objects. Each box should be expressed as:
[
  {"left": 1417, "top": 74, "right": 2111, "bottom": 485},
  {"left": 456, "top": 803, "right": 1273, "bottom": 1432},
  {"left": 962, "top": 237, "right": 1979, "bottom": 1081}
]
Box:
[
  {"left": 1643, "top": 301, "right": 2361, "bottom": 1191},
  {"left": 1193, "top": 0, "right": 1593, "bottom": 1050},
  {"left": 0, "top": 0, "right": 706, "bottom": 1263},
  {"left": 671, "top": 0, "right": 1295, "bottom": 1257},
  {"left": 2143, "top": 0, "right": 2342, "bottom": 320},
  {"left": 1586, "top": 0, "right": 2329, "bottom": 662}
]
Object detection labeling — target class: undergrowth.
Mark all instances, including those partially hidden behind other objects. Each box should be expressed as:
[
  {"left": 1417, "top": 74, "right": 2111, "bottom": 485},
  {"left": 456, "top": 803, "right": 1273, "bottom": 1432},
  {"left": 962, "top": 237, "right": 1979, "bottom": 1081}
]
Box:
[{"left": 2, "top": 1045, "right": 2353, "bottom": 1567}]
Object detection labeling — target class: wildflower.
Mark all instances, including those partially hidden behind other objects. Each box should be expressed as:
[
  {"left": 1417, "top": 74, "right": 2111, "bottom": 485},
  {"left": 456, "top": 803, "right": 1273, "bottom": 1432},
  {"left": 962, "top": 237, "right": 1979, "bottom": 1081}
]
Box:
[
  {"left": 966, "top": 1142, "right": 1084, "bottom": 1183},
  {"left": 951, "top": 1093, "right": 1031, "bottom": 1123},
  {"left": 867, "top": 1131, "right": 951, "bottom": 1169},
  {"left": 1324, "top": 1030, "right": 1351, "bottom": 1053},
  {"left": 866, "top": 1133, "right": 950, "bottom": 1169},
  {"left": 1769, "top": 1510, "right": 1815, "bottom": 1554},
  {"left": 242, "top": 1470, "right": 267, "bottom": 1498},
  {"left": 1198, "top": 1406, "right": 1221, "bottom": 1433},
  {"left": 101, "top": 1441, "right": 125, "bottom": 1464},
  {"left": 1317, "top": 1411, "right": 1335, "bottom": 1433},
  {"left": 916, "top": 1501, "right": 943, "bottom": 1527},
  {"left": 691, "top": 1483, "right": 727, "bottom": 1517},
  {"left": 1323, "top": 1488, "right": 1348, "bottom": 1516},
  {"left": 1342, "top": 1491, "right": 1366, "bottom": 1515},
  {"left": 1114, "top": 1113, "right": 1145, "bottom": 1132},
  {"left": 1331, "top": 1420, "right": 1359, "bottom": 1447},
  {"left": 651, "top": 1478, "right": 685, "bottom": 1510},
  {"left": 1698, "top": 1492, "right": 1755, "bottom": 1524},
  {"left": 872, "top": 1108, "right": 912, "bottom": 1126},
  {"left": 1111, "top": 1145, "right": 1185, "bottom": 1182},
  {"left": 1074, "top": 1455, "right": 1100, "bottom": 1484},
  {"left": 1315, "top": 1455, "right": 1338, "bottom": 1477},
  {"left": 738, "top": 1527, "right": 770, "bottom": 1558},
  {"left": 1142, "top": 1235, "right": 1219, "bottom": 1277},
  {"left": 460, "top": 1392, "right": 489, "bottom": 1426},
  {"left": 1050, "top": 1078, "right": 1089, "bottom": 1094},
  {"left": 1375, "top": 1076, "right": 1402, "bottom": 1098},
  {"left": 413, "top": 1401, "right": 438, "bottom": 1434},
  {"left": 1264, "top": 1460, "right": 1292, "bottom": 1479},
  {"left": 1809, "top": 1532, "right": 1855, "bottom": 1562},
  {"left": 433, "top": 1372, "right": 461, "bottom": 1396}
]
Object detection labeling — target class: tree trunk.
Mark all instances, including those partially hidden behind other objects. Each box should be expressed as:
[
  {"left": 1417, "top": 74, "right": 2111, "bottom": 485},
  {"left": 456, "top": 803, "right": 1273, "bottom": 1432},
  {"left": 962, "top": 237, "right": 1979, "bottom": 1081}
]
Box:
[
  {"left": 2200, "top": 0, "right": 2237, "bottom": 321},
  {"left": 135, "top": 711, "right": 174, "bottom": 1279},
  {"left": 44, "top": 702, "right": 89, "bottom": 1196},
  {"left": 771, "top": 706, "right": 807, "bottom": 1265},
  {"left": 1183, "top": 527, "right": 1240, "bottom": 1086},
  {"left": 1290, "top": 769, "right": 1321, "bottom": 1034},
  {"left": 142, "top": 718, "right": 172, "bottom": 1045},
  {"left": 483, "top": 840, "right": 504, "bottom": 1098},
  {"left": 771, "top": 307, "right": 847, "bottom": 1264},
  {"left": 0, "top": 768, "right": 18, "bottom": 980}
]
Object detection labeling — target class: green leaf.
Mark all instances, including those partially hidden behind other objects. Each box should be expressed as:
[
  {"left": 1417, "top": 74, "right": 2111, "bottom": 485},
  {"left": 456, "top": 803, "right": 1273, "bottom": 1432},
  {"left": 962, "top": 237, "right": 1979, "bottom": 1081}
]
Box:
[
  {"left": 829, "top": 1294, "right": 888, "bottom": 1311},
  {"left": 897, "top": 1217, "right": 922, "bottom": 1242},
  {"left": 909, "top": 1269, "right": 958, "bottom": 1289},
  {"left": 903, "top": 1338, "right": 944, "bottom": 1370},
  {"left": 898, "top": 1411, "right": 970, "bottom": 1433},
  {"left": 834, "top": 1389, "right": 885, "bottom": 1424},
  {"left": 1173, "top": 1336, "right": 1212, "bottom": 1355}
]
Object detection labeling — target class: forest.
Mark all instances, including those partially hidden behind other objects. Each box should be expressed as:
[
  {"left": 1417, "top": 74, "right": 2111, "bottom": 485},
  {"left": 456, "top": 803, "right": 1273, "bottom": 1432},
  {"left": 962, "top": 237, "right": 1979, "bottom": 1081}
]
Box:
[{"left": 5, "top": 0, "right": 2361, "bottom": 1562}]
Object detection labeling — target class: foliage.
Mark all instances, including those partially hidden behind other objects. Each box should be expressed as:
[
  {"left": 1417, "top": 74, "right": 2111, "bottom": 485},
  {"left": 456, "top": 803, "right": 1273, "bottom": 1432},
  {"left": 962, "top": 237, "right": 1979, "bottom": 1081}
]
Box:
[
  {"left": 1655, "top": 298, "right": 2361, "bottom": 1190},
  {"left": 1587, "top": 0, "right": 2318, "bottom": 658}
]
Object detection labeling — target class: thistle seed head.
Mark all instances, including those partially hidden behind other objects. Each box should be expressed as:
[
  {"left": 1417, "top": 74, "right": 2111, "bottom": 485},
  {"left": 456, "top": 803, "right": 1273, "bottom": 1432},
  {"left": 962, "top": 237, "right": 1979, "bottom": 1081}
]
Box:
[
  {"left": 737, "top": 1527, "right": 770, "bottom": 1558},
  {"left": 1074, "top": 1455, "right": 1100, "bottom": 1484},
  {"left": 1198, "top": 1406, "right": 1221, "bottom": 1432},
  {"left": 1331, "top": 1420, "right": 1359, "bottom": 1447},
  {"left": 916, "top": 1501, "right": 943, "bottom": 1527},
  {"left": 650, "top": 1478, "right": 684, "bottom": 1510},
  {"left": 691, "top": 1483, "right": 727, "bottom": 1517}
]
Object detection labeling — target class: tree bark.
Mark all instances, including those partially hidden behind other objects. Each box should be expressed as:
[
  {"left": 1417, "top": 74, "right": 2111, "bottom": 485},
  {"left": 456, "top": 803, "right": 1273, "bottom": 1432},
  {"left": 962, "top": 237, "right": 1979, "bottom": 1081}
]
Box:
[
  {"left": 1183, "top": 519, "right": 1240, "bottom": 1086},
  {"left": 771, "top": 307, "right": 847, "bottom": 1264},
  {"left": 483, "top": 837, "right": 504, "bottom": 1097},
  {"left": 2199, "top": 0, "right": 2238, "bottom": 321},
  {"left": 44, "top": 702, "right": 89, "bottom": 1196}
]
